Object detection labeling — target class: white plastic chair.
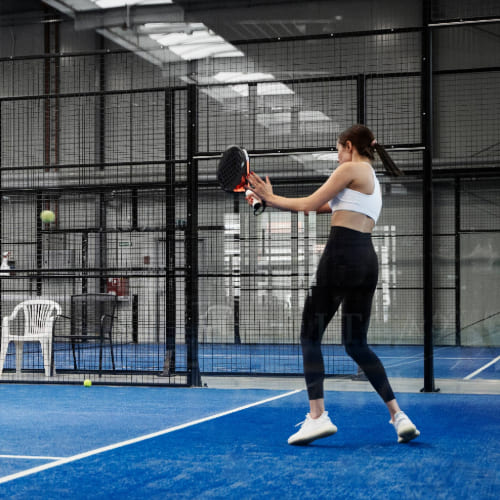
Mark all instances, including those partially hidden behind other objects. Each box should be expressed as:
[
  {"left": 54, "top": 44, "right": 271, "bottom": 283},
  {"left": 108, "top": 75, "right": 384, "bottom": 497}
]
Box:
[{"left": 0, "top": 299, "right": 62, "bottom": 377}]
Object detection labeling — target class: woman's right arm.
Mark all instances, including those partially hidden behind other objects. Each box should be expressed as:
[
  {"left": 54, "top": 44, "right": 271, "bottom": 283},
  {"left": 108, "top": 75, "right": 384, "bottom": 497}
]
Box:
[{"left": 247, "top": 164, "right": 354, "bottom": 214}]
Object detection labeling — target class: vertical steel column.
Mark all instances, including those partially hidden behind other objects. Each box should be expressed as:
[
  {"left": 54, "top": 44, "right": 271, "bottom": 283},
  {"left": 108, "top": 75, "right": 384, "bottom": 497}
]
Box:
[
  {"left": 98, "top": 44, "right": 106, "bottom": 173},
  {"left": 249, "top": 83, "right": 257, "bottom": 149},
  {"left": 98, "top": 41, "right": 107, "bottom": 293},
  {"left": 131, "top": 189, "right": 138, "bottom": 229},
  {"left": 54, "top": 21, "right": 60, "bottom": 170},
  {"left": 0, "top": 102, "right": 3, "bottom": 317},
  {"left": 185, "top": 81, "right": 201, "bottom": 386},
  {"left": 163, "top": 88, "right": 177, "bottom": 373},
  {"left": 43, "top": 21, "right": 51, "bottom": 171},
  {"left": 356, "top": 74, "right": 366, "bottom": 125},
  {"left": 455, "top": 178, "right": 461, "bottom": 345},
  {"left": 421, "top": 0, "right": 437, "bottom": 392}
]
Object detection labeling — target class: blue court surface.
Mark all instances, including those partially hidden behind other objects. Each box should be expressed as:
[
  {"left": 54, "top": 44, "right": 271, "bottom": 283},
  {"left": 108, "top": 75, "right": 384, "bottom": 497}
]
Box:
[
  {"left": 0, "top": 385, "right": 499, "bottom": 499},
  {"left": 4, "top": 344, "right": 500, "bottom": 380}
]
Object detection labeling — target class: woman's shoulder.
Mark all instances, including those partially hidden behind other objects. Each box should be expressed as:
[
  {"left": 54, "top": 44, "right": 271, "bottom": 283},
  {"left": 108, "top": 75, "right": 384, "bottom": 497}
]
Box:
[
  {"left": 337, "top": 160, "right": 372, "bottom": 168},
  {"left": 338, "top": 161, "right": 375, "bottom": 193},
  {"left": 336, "top": 161, "right": 373, "bottom": 175}
]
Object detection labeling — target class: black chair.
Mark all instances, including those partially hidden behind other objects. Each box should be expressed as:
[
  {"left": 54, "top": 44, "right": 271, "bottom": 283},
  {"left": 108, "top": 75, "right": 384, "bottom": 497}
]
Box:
[{"left": 54, "top": 294, "right": 117, "bottom": 376}]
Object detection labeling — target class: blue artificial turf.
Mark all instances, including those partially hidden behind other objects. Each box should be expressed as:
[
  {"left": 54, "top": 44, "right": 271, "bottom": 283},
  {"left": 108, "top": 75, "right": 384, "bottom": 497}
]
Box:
[
  {"left": 1, "top": 386, "right": 499, "bottom": 499},
  {"left": 4, "top": 343, "right": 499, "bottom": 379}
]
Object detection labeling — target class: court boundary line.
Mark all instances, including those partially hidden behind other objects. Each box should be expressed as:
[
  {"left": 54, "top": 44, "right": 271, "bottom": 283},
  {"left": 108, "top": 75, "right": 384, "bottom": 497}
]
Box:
[
  {"left": 0, "top": 389, "right": 302, "bottom": 485},
  {"left": 464, "top": 355, "right": 500, "bottom": 380},
  {"left": 0, "top": 455, "right": 65, "bottom": 461}
]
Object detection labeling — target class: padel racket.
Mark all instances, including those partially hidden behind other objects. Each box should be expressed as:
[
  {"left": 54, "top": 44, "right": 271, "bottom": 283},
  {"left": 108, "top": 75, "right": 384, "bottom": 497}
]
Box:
[{"left": 217, "top": 145, "right": 266, "bottom": 215}]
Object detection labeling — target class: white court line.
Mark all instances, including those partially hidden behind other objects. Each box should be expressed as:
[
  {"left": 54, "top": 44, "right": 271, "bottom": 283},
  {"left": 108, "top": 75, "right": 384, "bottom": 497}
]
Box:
[
  {"left": 464, "top": 355, "right": 500, "bottom": 380},
  {"left": 382, "top": 356, "right": 423, "bottom": 369},
  {"left": 0, "top": 455, "right": 64, "bottom": 461},
  {"left": 0, "top": 389, "right": 302, "bottom": 485}
]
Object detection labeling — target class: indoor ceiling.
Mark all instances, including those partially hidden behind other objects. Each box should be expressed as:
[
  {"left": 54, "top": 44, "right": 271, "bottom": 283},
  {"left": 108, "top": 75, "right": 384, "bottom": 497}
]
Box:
[
  {"left": 0, "top": 1, "right": 350, "bottom": 41},
  {"left": 0, "top": 0, "right": 345, "bottom": 70}
]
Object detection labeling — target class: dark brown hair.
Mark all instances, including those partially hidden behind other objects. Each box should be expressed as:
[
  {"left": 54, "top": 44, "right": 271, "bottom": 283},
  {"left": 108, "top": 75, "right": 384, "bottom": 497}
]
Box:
[{"left": 337, "top": 124, "right": 403, "bottom": 177}]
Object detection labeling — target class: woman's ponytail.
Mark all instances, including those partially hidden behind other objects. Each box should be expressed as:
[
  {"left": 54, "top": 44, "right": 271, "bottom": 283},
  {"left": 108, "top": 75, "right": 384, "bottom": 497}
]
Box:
[
  {"left": 372, "top": 140, "right": 404, "bottom": 177},
  {"left": 338, "top": 125, "right": 404, "bottom": 177}
]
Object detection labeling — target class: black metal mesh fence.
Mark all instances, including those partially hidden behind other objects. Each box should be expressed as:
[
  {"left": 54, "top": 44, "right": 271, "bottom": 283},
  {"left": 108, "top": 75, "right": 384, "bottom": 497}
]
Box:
[{"left": 0, "top": 1, "right": 499, "bottom": 385}]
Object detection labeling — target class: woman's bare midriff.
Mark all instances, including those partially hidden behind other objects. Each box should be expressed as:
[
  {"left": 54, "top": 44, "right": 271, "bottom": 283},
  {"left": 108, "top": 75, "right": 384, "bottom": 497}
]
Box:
[{"left": 331, "top": 210, "right": 375, "bottom": 233}]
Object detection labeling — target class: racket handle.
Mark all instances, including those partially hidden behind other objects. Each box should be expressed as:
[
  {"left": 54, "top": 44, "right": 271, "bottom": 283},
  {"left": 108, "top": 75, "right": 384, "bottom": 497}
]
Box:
[{"left": 245, "top": 190, "right": 266, "bottom": 215}]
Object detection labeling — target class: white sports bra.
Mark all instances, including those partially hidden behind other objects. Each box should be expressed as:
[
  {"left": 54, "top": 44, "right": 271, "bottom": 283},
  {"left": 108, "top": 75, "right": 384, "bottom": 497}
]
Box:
[{"left": 328, "top": 165, "right": 382, "bottom": 223}]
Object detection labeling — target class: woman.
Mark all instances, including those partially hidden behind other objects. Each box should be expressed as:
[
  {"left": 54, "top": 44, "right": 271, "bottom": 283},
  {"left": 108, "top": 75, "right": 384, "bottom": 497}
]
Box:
[{"left": 246, "top": 124, "right": 419, "bottom": 445}]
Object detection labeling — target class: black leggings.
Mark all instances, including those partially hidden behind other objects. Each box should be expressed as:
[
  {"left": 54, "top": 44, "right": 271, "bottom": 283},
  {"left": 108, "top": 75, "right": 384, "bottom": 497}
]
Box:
[{"left": 300, "top": 226, "right": 395, "bottom": 402}]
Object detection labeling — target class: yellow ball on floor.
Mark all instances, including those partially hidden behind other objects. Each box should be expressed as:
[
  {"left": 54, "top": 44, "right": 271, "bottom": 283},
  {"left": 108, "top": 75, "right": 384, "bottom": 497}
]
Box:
[{"left": 83, "top": 379, "right": 92, "bottom": 387}]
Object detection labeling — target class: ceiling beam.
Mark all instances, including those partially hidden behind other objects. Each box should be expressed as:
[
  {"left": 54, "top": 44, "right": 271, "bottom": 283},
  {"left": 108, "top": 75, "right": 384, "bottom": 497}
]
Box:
[
  {"left": 73, "top": 4, "right": 186, "bottom": 31},
  {"left": 177, "top": 0, "right": 337, "bottom": 21}
]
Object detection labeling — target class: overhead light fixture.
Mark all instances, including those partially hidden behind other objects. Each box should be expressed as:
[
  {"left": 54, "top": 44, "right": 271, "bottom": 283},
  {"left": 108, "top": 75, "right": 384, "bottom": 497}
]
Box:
[
  {"left": 312, "top": 152, "right": 338, "bottom": 161},
  {"left": 150, "top": 29, "right": 243, "bottom": 60},
  {"left": 213, "top": 72, "right": 275, "bottom": 83},
  {"left": 211, "top": 72, "right": 295, "bottom": 96},
  {"left": 258, "top": 83, "right": 295, "bottom": 96},
  {"left": 90, "top": 0, "right": 173, "bottom": 8},
  {"left": 138, "top": 22, "right": 206, "bottom": 35},
  {"left": 92, "top": 0, "right": 130, "bottom": 7}
]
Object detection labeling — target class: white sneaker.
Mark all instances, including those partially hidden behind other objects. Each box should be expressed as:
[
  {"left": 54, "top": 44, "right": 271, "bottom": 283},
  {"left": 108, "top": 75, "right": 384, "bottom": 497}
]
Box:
[
  {"left": 288, "top": 411, "right": 338, "bottom": 446},
  {"left": 390, "top": 411, "right": 420, "bottom": 443}
]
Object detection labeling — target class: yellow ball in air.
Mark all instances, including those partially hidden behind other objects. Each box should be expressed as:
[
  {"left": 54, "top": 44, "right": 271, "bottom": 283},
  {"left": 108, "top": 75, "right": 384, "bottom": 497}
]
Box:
[{"left": 40, "top": 210, "right": 55, "bottom": 223}]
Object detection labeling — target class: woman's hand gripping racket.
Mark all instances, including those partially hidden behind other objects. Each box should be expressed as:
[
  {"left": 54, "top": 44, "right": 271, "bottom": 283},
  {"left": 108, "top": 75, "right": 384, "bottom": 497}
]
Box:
[{"left": 217, "top": 145, "right": 266, "bottom": 215}]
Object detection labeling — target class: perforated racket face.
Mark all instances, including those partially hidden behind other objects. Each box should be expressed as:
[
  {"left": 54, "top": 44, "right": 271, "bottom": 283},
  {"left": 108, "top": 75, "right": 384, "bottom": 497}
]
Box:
[{"left": 217, "top": 146, "right": 249, "bottom": 192}]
